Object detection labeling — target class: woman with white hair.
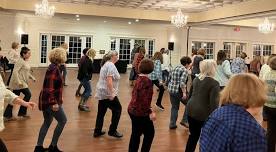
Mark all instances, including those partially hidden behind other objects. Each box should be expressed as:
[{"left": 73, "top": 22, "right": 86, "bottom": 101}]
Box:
[
  {"left": 185, "top": 59, "right": 220, "bottom": 152},
  {"left": 93, "top": 51, "right": 123, "bottom": 138}
]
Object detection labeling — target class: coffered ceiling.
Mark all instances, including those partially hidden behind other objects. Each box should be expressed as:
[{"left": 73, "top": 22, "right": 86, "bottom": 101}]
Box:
[{"left": 50, "top": 0, "right": 252, "bottom": 12}]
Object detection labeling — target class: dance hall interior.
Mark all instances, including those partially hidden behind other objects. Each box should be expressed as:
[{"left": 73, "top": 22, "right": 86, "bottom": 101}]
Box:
[{"left": 0, "top": 0, "right": 276, "bottom": 152}]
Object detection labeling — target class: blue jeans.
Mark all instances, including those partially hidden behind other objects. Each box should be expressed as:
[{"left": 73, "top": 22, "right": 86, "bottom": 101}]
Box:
[
  {"left": 169, "top": 93, "right": 188, "bottom": 127},
  {"left": 81, "top": 78, "right": 92, "bottom": 100},
  {"left": 37, "top": 106, "right": 67, "bottom": 147}
]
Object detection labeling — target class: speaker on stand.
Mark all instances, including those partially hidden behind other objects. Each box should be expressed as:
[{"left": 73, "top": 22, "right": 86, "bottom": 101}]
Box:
[
  {"left": 168, "top": 42, "right": 174, "bottom": 68},
  {"left": 21, "top": 34, "right": 28, "bottom": 47}
]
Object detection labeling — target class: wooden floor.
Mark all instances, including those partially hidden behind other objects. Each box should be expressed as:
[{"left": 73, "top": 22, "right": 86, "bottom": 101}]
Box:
[{"left": 0, "top": 68, "right": 267, "bottom": 152}]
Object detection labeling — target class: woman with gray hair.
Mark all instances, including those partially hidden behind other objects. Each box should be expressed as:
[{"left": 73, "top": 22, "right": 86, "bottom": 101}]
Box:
[
  {"left": 93, "top": 51, "right": 123, "bottom": 138},
  {"left": 185, "top": 59, "right": 220, "bottom": 152}
]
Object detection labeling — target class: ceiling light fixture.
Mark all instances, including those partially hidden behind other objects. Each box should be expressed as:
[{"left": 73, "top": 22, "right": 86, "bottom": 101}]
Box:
[
  {"left": 258, "top": 17, "right": 274, "bottom": 34},
  {"left": 128, "top": 22, "right": 132, "bottom": 25},
  {"left": 35, "top": 0, "right": 55, "bottom": 18},
  {"left": 76, "top": 14, "right": 79, "bottom": 18},
  {"left": 135, "top": 19, "right": 139, "bottom": 22},
  {"left": 171, "top": 8, "right": 188, "bottom": 28}
]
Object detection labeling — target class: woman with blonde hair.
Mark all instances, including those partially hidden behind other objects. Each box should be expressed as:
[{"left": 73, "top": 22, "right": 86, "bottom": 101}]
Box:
[
  {"left": 200, "top": 73, "right": 267, "bottom": 152},
  {"left": 149, "top": 51, "right": 165, "bottom": 110},
  {"left": 35, "top": 48, "right": 68, "bottom": 152},
  {"left": 77, "top": 48, "right": 96, "bottom": 112},
  {"left": 94, "top": 51, "right": 123, "bottom": 138},
  {"left": 185, "top": 59, "right": 220, "bottom": 152}
]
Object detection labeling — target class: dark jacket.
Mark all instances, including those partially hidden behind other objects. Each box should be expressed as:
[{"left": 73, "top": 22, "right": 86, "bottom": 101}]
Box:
[
  {"left": 77, "top": 56, "right": 93, "bottom": 81},
  {"left": 187, "top": 77, "right": 220, "bottom": 121}
]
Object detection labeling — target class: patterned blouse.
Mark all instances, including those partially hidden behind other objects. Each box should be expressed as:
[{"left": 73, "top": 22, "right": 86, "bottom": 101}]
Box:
[
  {"left": 128, "top": 75, "right": 153, "bottom": 116},
  {"left": 95, "top": 61, "right": 120, "bottom": 100},
  {"left": 231, "top": 57, "right": 247, "bottom": 74},
  {"left": 149, "top": 60, "right": 162, "bottom": 81}
]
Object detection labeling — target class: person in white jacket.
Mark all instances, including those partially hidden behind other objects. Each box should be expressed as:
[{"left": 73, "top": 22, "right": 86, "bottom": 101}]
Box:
[
  {"left": 0, "top": 74, "right": 36, "bottom": 152},
  {"left": 6, "top": 42, "right": 20, "bottom": 85},
  {"left": 160, "top": 48, "right": 170, "bottom": 85}
]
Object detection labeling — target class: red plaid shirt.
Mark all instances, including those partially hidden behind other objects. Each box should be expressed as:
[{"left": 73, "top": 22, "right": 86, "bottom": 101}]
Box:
[
  {"left": 128, "top": 75, "right": 153, "bottom": 116},
  {"left": 39, "top": 63, "right": 63, "bottom": 111}
]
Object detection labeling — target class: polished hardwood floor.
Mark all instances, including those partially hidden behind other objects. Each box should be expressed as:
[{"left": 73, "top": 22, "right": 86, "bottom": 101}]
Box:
[{"left": 0, "top": 68, "right": 191, "bottom": 152}]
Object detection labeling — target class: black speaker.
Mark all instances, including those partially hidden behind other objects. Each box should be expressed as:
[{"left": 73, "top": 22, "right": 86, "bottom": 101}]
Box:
[
  {"left": 21, "top": 34, "right": 28, "bottom": 44},
  {"left": 168, "top": 42, "right": 174, "bottom": 51}
]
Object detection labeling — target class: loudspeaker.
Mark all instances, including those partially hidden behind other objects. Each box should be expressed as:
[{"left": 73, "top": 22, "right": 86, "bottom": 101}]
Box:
[
  {"left": 21, "top": 34, "right": 28, "bottom": 44},
  {"left": 168, "top": 42, "right": 174, "bottom": 51}
]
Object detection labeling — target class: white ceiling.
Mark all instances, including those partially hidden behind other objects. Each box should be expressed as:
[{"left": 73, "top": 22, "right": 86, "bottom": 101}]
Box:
[{"left": 50, "top": 0, "right": 253, "bottom": 12}]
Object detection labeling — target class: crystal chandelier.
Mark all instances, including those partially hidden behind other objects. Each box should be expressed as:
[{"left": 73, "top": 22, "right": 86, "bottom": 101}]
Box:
[
  {"left": 258, "top": 17, "right": 274, "bottom": 34},
  {"left": 35, "top": 0, "right": 55, "bottom": 18},
  {"left": 171, "top": 8, "right": 188, "bottom": 28}
]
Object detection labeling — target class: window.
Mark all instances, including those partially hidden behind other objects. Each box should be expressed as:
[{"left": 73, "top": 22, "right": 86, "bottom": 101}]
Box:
[
  {"left": 86, "top": 37, "right": 92, "bottom": 48},
  {"left": 148, "top": 40, "right": 154, "bottom": 58},
  {"left": 39, "top": 33, "right": 93, "bottom": 65},
  {"left": 223, "top": 42, "right": 246, "bottom": 58},
  {"left": 134, "top": 39, "right": 145, "bottom": 47},
  {"left": 223, "top": 43, "right": 231, "bottom": 59},
  {"left": 192, "top": 41, "right": 215, "bottom": 59},
  {"left": 111, "top": 39, "right": 116, "bottom": 51},
  {"left": 253, "top": 44, "right": 273, "bottom": 57},
  {"left": 40, "top": 34, "right": 48, "bottom": 64},
  {"left": 119, "top": 39, "right": 131, "bottom": 64},
  {"left": 51, "top": 35, "right": 65, "bottom": 49},
  {"left": 110, "top": 37, "right": 155, "bottom": 64},
  {"left": 69, "top": 36, "right": 82, "bottom": 64}
]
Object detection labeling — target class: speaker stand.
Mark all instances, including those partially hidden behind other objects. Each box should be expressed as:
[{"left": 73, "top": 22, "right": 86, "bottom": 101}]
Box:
[{"left": 169, "top": 50, "right": 173, "bottom": 70}]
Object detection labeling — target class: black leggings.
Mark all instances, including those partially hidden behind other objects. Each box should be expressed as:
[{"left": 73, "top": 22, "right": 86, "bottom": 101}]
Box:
[{"left": 0, "top": 138, "right": 8, "bottom": 152}]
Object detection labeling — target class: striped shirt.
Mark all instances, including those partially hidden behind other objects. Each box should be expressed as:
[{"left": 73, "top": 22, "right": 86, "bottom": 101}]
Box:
[
  {"left": 168, "top": 65, "right": 189, "bottom": 94},
  {"left": 149, "top": 60, "right": 162, "bottom": 81},
  {"left": 264, "top": 70, "right": 276, "bottom": 108}
]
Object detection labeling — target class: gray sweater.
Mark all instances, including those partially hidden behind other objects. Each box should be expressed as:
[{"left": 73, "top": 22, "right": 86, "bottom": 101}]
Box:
[{"left": 187, "top": 77, "right": 220, "bottom": 121}]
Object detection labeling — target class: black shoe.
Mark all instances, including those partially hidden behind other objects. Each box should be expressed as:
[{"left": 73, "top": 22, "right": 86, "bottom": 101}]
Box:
[
  {"left": 34, "top": 146, "right": 48, "bottom": 152},
  {"left": 48, "top": 145, "right": 62, "bottom": 152},
  {"left": 169, "top": 126, "right": 177, "bottom": 130},
  {"left": 93, "top": 131, "right": 106, "bottom": 138},
  {"left": 108, "top": 131, "right": 123, "bottom": 138},
  {"left": 155, "top": 104, "right": 165, "bottom": 110},
  {"left": 180, "top": 121, "right": 189, "bottom": 128},
  {"left": 78, "top": 105, "right": 90, "bottom": 112}
]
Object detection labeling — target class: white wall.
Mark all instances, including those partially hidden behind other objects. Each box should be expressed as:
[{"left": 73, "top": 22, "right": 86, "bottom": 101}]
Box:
[{"left": 1, "top": 11, "right": 276, "bottom": 68}]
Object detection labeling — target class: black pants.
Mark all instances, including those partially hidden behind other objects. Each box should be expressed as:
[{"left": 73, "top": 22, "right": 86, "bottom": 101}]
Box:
[
  {"left": 94, "top": 96, "right": 122, "bottom": 134},
  {"left": 128, "top": 113, "right": 155, "bottom": 152},
  {"left": 6, "top": 64, "right": 14, "bottom": 86},
  {"left": 4, "top": 88, "right": 31, "bottom": 118},
  {"left": 185, "top": 116, "right": 205, "bottom": 152},
  {"left": 0, "top": 138, "right": 8, "bottom": 152},
  {"left": 264, "top": 106, "right": 276, "bottom": 152},
  {"left": 152, "top": 80, "right": 165, "bottom": 106}
]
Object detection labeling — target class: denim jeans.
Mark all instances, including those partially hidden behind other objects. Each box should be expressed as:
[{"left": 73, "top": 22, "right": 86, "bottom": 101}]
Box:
[
  {"left": 37, "top": 106, "right": 67, "bottom": 147},
  {"left": 4, "top": 88, "right": 32, "bottom": 117},
  {"left": 60, "top": 64, "right": 67, "bottom": 84},
  {"left": 169, "top": 93, "right": 188, "bottom": 128},
  {"left": 81, "top": 78, "right": 91, "bottom": 100}
]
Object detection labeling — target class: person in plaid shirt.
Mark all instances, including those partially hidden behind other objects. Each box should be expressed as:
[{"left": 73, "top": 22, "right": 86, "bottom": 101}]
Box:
[
  {"left": 35, "top": 48, "right": 67, "bottom": 152},
  {"left": 168, "top": 56, "right": 191, "bottom": 129},
  {"left": 200, "top": 73, "right": 267, "bottom": 152},
  {"left": 149, "top": 52, "right": 164, "bottom": 110}
]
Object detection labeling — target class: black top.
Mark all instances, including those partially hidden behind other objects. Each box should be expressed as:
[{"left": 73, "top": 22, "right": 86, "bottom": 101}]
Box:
[
  {"left": 77, "top": 56, "right": 93, "bottom": 81},
  {"left": 192, "top": 56, "right": 203, "bottom": 76},
  {"left": 187, "top": 77, "right": 220, "bottom": 121}
]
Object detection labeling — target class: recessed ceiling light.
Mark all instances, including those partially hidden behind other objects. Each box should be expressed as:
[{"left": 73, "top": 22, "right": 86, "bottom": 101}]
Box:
[
  {"left": 104, "top": 21, "right": 107, "bottom": 23},
  {"left": 76, "top": 14, "right": 79, "bottom": 18},
  {"left": 135, "top": 19, "right": 139, "bottom": 22},
  {"left": 128, "top": 21, "right": 132, "bottom": 24},
  {"left": 76, "top": 18, "right": 80, "bottom": 21}
]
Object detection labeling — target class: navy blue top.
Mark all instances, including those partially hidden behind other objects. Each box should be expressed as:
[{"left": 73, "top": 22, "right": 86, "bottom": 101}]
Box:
[{"left": 200, "top": 104, "right": 267, "bottom": 152}]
